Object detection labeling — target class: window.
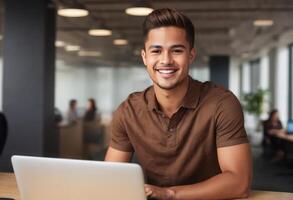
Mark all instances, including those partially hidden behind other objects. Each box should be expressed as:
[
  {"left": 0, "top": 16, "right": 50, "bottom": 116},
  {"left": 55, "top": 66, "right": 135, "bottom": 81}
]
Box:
[{"left": 250, "top": 59, "right": 261, "bottom": 92}]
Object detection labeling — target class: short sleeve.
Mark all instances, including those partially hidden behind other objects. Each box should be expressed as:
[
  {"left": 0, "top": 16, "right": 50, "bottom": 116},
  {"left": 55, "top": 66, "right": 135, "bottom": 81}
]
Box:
[
  {"left": 109, "top": 104, "right": 134, "bottom": 152},
  {"left": 215, "top": 92, "right": 249, "bottom": 148}
]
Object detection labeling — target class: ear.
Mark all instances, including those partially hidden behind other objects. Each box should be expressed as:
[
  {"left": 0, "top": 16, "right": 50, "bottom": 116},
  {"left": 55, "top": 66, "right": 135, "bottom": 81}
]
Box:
[
  {"left": 189, "top": 48, "right": 196, "bottom": 64},
  {"left": 141, "top": 49, "right": 147, "bottom": 66}
]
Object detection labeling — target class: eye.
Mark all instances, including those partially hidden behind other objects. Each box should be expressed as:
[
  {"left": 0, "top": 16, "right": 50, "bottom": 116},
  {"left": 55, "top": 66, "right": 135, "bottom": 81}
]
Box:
[
  {"left": 172, "top": 49, "right": 184, "bottom": 54},
  {"left": 150, "top": 49, "right": 161, "bottom": 54}
]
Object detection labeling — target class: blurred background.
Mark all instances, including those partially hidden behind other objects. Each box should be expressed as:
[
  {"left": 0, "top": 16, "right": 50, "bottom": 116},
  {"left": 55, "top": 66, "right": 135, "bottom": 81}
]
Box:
[{"left": 0, "top": 0, "right": 292, "bottom": 192}]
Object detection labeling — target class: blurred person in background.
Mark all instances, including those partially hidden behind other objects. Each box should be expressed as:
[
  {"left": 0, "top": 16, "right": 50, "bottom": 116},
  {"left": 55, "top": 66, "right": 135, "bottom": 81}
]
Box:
[
  {"left": 83, "top": 98, "right": 100, "bottom": 122},
  {"left": 67, "top": 99, "right": 78, "bottom": 124},
  {"left": 263, "top": 109, "right": 286, "bottom": 161},
  {"left": 83, "top": 98, "right": 103, "bottom": 159}
]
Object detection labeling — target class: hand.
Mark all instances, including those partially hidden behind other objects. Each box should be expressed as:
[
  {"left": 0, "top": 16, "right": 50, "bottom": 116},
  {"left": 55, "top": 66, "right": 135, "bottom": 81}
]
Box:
[{"left": 144, "top": 184, "right": 175, "bottom": 200}]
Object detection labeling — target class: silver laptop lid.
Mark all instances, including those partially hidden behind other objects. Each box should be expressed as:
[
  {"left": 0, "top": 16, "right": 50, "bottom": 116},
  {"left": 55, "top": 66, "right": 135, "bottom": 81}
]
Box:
[{"left": 12, "top": 155, "right": 146, "bottom": 200}]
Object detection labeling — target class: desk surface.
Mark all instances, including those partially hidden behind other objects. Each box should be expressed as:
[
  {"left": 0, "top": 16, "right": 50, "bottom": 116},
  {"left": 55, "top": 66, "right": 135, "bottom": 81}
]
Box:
[
  {"left": 0, "top": 173, "right": 20, "bottom": 200},
  {"left": 1, "top": 172, "right": 293, "bottom": 200},
  {"left": 275, "top": 131, "right": 293, "bottom": 142}
]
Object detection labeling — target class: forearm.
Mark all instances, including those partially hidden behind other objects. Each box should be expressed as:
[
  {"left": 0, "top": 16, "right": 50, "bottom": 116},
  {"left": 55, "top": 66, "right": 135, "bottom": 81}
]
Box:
[
  {"left": 104, "top": 147, "right": 133, "bottom": 162},
  {"left": 268, "top": 129, "right": 283, "bottom": 135},
  {"left": 169, "top": 171, "right": 251, "bottom": 200}
]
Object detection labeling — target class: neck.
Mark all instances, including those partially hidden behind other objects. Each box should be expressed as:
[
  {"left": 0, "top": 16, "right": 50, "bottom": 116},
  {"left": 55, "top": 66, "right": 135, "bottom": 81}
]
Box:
[{"left": 154, "top": 78, "right": 189, "bottom": 118}]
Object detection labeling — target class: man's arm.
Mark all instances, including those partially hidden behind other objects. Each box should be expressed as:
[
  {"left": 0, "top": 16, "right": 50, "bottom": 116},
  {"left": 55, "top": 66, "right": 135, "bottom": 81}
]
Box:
[
  {"left": 146, "top": 143, "right": 252, "bottom": 200},
  {"left": 105, "top": 146, "right": 133, "bottom": 162}
]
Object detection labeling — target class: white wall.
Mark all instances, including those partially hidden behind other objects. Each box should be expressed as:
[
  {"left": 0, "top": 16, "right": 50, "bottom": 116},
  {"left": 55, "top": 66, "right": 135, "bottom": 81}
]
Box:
[
  {"left": 259, "top": 54, "right": 270, "bottom": 90},
  {"left": 258, "top": 52, "right": 271, "bottom": 119},
  {"left": 189, "top": 66, "right": 210, "bottom": 82},
  {"left": 229, "top": 57, "right": 240, "bottom": 98},
  {"left": 55, "top": 61, "right": 89, "bottom": 115},
  {"left": 275, "top": 46, "right": 289, "bottom": 125},
  {"left": 111, "top": 67, "right": 151, "bottom": 109},
  {"left": 89, "top": 67, "right": 115, "bottom": 117},
  {"left": 55, "top": 60, "right": 152, "bottom": 122},
  {"left": 242, "top": 62, "right": 251, "bottom": 94}
]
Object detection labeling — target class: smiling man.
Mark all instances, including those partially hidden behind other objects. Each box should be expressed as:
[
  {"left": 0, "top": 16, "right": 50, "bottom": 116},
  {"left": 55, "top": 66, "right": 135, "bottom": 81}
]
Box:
[{"left": 105, "top": 8, "right": 252, "bottom": 200}]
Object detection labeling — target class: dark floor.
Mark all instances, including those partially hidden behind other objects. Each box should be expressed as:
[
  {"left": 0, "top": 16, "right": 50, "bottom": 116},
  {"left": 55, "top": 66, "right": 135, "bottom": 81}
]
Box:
[
  {"left": 251, "top": 146, "right": 293, "bottom": 192},
  {"left": 94, "top": 146, "right": 293, "bottom": 192}
]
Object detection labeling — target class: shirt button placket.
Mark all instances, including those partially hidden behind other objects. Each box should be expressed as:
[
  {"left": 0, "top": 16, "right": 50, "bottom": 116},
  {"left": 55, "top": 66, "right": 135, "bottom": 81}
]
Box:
[
  {"left": 167, "top": 127, "right": 176, "bottom": 147},
  {"left": 168, "top": 127, "right": 175, "bottom": 132}
]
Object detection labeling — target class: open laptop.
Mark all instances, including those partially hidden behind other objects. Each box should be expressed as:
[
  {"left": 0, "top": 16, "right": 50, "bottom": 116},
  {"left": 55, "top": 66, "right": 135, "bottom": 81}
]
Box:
[{"left": 11, "top": 155, "right": 146, "bottom": 200}]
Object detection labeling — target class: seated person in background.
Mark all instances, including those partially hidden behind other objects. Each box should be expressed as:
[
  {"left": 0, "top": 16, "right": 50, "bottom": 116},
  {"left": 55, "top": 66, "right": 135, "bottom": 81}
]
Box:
[
  {"left": 83, "top": 98, "right": 100, "bottom": 122},
  {"left": 105, "top": 8, "right": 252, "bottom": 200},
  {"left": 66, "top": 99, "right": 78, "bottom": 124},
  {"left": 0, "top": 112, "right": 8, "bottom": 155},
  {"left": 83, "top": 98, "right": 103, "bottom": 159},
  {"left": 263, "top": 109, "right": 286, "bottom": 161}
]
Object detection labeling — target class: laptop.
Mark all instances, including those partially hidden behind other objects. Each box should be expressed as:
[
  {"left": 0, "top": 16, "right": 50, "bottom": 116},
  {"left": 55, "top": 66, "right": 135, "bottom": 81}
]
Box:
[
  {"left": 11, "top": 155, "right": 146, "bottom": 200},
  {"left": 287, "top": 119, "right": 293, "bottom": 135}
]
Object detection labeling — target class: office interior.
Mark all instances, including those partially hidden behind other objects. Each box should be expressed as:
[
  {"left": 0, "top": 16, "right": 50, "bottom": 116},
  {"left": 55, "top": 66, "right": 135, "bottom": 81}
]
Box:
[{"left": 0, "top": 0, "right": 293, "bottom": 193}]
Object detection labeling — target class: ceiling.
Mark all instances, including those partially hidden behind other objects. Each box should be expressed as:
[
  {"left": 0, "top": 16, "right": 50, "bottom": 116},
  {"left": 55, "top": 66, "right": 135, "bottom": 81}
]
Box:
[{"left": 10, "top": 0, "right": 293, "bottom": 67}]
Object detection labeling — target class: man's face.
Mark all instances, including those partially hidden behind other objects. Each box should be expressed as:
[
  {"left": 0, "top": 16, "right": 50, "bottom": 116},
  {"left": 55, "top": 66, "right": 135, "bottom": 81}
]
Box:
[{"left": 141, "top": 26, "right": 196, "bottom": 90}]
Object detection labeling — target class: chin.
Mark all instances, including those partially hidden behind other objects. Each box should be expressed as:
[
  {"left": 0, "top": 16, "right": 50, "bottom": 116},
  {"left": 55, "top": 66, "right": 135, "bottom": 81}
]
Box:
[
  {"left": 158, "top": 77, "right": 188, "bottom": 89},
  {"left": 156, "top": 81, "right": 179, "bottom": 90}
]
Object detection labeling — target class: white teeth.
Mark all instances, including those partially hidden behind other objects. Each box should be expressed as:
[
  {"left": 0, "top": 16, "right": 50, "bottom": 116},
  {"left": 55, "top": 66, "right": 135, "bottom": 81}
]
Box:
[{"left": 158, "top": 69, "right": 175, "bottom": 74}]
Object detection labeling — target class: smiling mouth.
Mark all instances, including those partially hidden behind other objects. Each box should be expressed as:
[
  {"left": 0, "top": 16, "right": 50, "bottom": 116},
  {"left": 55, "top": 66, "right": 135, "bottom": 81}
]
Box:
[{"left": 156, "top": 69, "right": 178, "bottom": 74}]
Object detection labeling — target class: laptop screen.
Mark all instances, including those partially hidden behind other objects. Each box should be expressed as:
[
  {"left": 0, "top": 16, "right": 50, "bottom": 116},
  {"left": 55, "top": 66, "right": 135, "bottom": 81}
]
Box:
[{"left": 287, "top": 119, "right": 293, "bottom": 134}]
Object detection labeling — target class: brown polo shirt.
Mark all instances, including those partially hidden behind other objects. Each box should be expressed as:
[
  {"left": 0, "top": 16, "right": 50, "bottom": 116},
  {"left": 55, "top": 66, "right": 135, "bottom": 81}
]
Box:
[{"left": 110, "top": 77, "right": 248, "bottom": 187}]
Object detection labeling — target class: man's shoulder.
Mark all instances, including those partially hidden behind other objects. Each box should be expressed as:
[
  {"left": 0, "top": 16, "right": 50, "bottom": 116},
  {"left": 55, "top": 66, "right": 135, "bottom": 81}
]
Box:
[
  {"left": 195, "top": 80, "right": 239, "bottom": 105},
  {"left": 189, "top": 80, "right": 240, "bottom": 111}
]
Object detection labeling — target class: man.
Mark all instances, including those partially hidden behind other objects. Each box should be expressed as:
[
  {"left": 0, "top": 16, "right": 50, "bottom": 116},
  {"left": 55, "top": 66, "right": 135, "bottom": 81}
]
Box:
[{"left": 105, "top": 8, "right": 252, "bottom": 200}]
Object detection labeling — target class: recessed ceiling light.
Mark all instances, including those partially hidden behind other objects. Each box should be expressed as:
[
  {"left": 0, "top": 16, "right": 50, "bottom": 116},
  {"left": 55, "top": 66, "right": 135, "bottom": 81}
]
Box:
[
  {"left": 58, "top": 8, "right": 89, "bottom": 17},
  {"left": 113, "top": 39, "right": 128, "bottom": 45},
  {"left": 78, "top": 50, "right": 102, "bottom": 57},
  {"left": 65, "top": 45, "right": 80, "bottom": 51},
  {"left": 0, "top": 35, "right": 3, "bottom": 40},
  {"left": 125, "top": 7, "right": 153, "bottom": 16},
  {"left": 253, "top": 20, "right": 274, "bottom": 27},
  {"left": 88, "top": 29, "right": 112, "bottom": 36},
  {"left": 55, "top": 40, "right": 66, "bottom": 47}
]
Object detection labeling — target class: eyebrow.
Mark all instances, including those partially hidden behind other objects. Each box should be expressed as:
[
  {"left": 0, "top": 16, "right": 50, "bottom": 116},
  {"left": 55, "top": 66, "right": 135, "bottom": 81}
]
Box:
[
  {"left": 171, "top": 45, "right": 187, "bottom": 49},
  {"left": 148, "top": 44, "right": 187, "bottom": 50},
  {"left": 148, "top": 45, "right": 161, "bottom": 50}
]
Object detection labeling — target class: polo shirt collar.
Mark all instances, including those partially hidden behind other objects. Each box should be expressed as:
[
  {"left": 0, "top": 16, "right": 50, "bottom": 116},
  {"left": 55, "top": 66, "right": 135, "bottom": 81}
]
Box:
[
  {"left": 147, "top": 86, "right": 160, "bottom": 112},
  {"left": 146, "top": 76, "right": 202, "bottom": 111},
  {"left": 181, "top": 76, "right": 202, "bottom": 109}
]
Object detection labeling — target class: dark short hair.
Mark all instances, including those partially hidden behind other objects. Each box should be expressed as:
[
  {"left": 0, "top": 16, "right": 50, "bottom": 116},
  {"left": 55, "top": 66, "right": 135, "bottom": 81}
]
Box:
[
  {"left": 88, "top": 98, "right": 97, "bottom": 112},
  {"left": 268, "top": 109, "right": 278, "bottom": 121},
  {"left": 69, "top": 99, "right": 77, "bottom": 109},
  {"left": 142, "top": 8, "right": 195, "bottom": 49}
]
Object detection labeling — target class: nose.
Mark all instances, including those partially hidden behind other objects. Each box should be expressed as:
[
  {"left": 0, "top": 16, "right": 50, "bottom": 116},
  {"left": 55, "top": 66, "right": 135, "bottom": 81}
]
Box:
[{"left": 160, "top": 51, "right": 173, "bottom": 65}]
